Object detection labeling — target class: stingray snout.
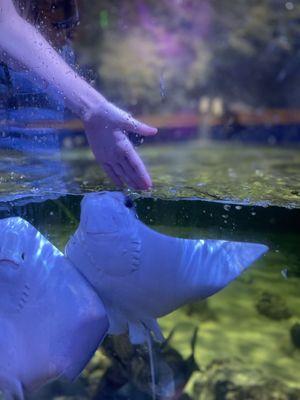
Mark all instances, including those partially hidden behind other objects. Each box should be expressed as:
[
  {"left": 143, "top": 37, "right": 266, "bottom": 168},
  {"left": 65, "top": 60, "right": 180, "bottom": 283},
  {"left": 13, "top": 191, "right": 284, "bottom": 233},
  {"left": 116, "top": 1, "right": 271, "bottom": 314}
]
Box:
[{"left": 0, "top": 236, "right": 24, "bottom": 268}]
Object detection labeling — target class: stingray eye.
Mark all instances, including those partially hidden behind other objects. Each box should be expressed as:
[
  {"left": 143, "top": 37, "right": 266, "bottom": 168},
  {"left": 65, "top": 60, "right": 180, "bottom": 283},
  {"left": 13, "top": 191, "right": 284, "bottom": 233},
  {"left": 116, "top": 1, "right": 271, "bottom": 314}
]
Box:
[
  {"left": 124, "top": 197, "right": 134, "bottom": 209},
  {"left": 21, "top": 252, "right": 25, "bottom": 261}
]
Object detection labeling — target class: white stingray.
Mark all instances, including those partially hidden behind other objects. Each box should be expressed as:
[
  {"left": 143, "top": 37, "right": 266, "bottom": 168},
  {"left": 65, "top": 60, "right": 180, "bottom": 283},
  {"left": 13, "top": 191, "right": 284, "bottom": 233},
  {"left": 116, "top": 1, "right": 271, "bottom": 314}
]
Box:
[
  {"left": 0, "top": 217, "right": 109, "bottom": 400},
  {"left": 65, "top": 192, "right": 268, "bottom": 345}
]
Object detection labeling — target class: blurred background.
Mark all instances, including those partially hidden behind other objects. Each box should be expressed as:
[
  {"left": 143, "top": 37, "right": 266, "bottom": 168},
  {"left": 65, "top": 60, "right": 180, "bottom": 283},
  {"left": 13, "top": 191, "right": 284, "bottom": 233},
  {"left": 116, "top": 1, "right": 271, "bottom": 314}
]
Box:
[
  {"left": 1, "top": 1, "right": 300, "bottom": 399},
  {"left": 65, "top": 0, "right": 300, "bottom": 145}
]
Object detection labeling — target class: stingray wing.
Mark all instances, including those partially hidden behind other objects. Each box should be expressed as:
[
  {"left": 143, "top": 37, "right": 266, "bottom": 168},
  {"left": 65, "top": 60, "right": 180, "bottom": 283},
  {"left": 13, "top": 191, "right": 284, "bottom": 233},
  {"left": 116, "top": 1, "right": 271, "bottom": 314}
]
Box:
[{"left": 177, "top": 239, "right": 268, "bottom": 301}]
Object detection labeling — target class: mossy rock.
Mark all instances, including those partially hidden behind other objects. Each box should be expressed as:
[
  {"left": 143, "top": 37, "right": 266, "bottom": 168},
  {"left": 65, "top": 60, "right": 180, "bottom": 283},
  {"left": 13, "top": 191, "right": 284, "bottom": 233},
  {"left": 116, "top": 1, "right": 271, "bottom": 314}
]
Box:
[
  {"left": 178, "top": 394, "right": 193, "bottom": 400},
  {"left": 182, "top": 299, "right": 216, "bottom": 321},
  {"left": 290, "top": 323, "right": 300, "bottom": 349},
  {"left": 255, "top": 291, "right": 292, "bottom": 320},
  {"left": 192, "top": 358, "right": 300, "bottom": 400},
  {"left": 288, "top": 263, "right": 300, "bottom": 278}
]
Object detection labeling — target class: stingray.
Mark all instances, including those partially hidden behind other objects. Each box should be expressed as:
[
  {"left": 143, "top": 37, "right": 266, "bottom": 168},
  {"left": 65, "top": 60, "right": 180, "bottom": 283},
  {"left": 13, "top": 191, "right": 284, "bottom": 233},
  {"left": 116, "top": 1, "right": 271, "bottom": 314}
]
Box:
[
  {"left": 0, "top": 217, "right": 109, "bottom": 400},
  {"left": 65, "top": 192, "right": 268, "bottom": 345}
]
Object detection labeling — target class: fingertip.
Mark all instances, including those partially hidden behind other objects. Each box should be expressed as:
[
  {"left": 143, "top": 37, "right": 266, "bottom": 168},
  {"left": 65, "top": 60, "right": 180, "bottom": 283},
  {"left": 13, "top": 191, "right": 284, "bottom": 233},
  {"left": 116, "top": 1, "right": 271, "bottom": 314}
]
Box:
[
  {"left": 130, "top": 174, "right": 151, "bottom": 191},
  {"left": 142, "top": 125, "right": 158, "bottom": 136},
  {"left": 147, "top": 125, "right": 158, "bottom": 134},
  {"left": 141, "top": 175, "right": 152, "bottom": 190}
]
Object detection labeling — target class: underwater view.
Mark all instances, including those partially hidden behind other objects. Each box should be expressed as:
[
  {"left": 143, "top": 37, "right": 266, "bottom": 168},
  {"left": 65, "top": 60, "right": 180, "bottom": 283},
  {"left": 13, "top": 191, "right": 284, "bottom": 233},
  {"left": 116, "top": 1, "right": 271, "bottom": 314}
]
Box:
[
  {"left": 0, "top": 0, "right": 300, "bottom": 399},
  {"left": 0, "top": 139, "right": 299, "bottom": 400}
]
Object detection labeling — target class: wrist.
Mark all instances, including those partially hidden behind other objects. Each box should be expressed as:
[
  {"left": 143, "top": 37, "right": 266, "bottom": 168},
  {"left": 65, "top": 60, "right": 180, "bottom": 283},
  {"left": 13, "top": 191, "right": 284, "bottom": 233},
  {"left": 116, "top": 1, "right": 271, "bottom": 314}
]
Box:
[{"left": 79, "top": 88, "right": 108, "bottom": 123}]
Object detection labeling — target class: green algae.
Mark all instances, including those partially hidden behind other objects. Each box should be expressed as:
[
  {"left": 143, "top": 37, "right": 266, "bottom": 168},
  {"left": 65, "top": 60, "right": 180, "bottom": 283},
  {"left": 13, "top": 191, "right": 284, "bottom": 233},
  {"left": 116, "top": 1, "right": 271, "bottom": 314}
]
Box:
[
  {"left": 139, "top": 141, "right": 300, "bottom": 208},
  {"left": 62, "top": 141, "right": 300, "bottom": 208},
  {"left": 1, "top": 141, "right": 300, "bottom": 208},
  {"left": 256, "top": 291, "right": 292, "bottom": 320}
]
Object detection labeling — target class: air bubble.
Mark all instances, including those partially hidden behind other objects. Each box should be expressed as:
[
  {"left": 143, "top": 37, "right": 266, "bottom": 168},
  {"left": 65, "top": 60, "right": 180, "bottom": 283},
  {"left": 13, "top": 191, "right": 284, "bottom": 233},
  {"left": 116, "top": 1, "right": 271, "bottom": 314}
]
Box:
[
  {"left": 281, "top": 268, "right": 288, "bottom": 279},
  {"left": 285, "top": 1, "right": 294, "bottom": 10}
]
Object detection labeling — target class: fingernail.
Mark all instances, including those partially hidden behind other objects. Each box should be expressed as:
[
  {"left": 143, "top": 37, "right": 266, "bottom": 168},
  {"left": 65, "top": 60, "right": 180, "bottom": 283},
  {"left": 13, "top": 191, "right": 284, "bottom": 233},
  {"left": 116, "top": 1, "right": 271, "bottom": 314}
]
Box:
[
  {"left": 144, "top": 125, "right": 158, "bottom": 134},
  {"left": 145, "top": 180, "right": 152, "bottom": 190}
]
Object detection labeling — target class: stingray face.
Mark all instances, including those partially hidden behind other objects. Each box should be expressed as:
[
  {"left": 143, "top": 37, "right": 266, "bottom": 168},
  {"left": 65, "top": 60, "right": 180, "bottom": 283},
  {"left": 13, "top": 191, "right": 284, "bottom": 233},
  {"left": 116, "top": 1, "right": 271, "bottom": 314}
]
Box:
[
  {"left": 0, "top": 218, "right": 30, "bottom": 268},
  {"left": 0, "top": 217, "right": 49, "bottom": 283},
  {"left": 0, "top": 218, "right": 38, "bottom": 314},
  {"left": 80, "top": 192, "right": 137, "bottom": 235}
]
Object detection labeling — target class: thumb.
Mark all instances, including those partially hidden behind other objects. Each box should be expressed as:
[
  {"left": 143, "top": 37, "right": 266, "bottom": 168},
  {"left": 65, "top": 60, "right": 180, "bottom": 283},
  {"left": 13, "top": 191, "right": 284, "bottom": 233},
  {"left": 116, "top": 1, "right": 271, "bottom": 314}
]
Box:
[{"left": 120, "top": 113, "right": 158, "bottom": 137}]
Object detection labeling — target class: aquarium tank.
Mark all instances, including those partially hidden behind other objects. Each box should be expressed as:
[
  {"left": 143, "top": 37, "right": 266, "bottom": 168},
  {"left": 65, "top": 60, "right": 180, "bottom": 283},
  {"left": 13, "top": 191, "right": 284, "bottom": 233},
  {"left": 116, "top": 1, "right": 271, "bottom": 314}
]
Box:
[{"left": 0, "top": 0, "right": 299, "bottom": 399}]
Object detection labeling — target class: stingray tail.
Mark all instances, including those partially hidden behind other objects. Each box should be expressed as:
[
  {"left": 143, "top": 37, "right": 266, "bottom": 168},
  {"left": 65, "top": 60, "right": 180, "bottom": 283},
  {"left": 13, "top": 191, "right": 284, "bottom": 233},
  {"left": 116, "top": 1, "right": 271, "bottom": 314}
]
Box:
[{"left": 128, "top": 319, "right": 164, "bottom": 345}]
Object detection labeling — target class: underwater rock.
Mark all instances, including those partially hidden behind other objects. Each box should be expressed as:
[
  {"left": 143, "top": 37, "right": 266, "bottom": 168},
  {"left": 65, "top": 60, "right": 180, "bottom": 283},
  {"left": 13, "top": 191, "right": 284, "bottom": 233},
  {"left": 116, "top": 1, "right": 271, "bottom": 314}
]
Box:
[
  {"left": 158, "top": 327, "right": 200, "bottom": 398},
  {"left": 182, "top": 299, "right": 216, "bottom": 321},
  {"left": 178, "top": 394, "right": 193, "bottom": 400},
  {"left": 289, "top": 263, "right": 300, "bottom": 278},
  {"left": 256, "top": 291, "right": 292, "bottom": 320},
  {"left": 91, "top": 328, "right": 200, "bottom": 400},
  {"left": 94, "top": 333, "right": 175, "bottom": 399},
  {"left": 192, "top": 358, "right": 300, "bottom": 400},
  {"left": 92, "top": 334, "right": 155, "bottom": 399},
  {"left": 290, "top": 323, "right": 300, "bottom": 349},
  {"left": 66, "top": 191, "right": 268, "bottom": 344}
]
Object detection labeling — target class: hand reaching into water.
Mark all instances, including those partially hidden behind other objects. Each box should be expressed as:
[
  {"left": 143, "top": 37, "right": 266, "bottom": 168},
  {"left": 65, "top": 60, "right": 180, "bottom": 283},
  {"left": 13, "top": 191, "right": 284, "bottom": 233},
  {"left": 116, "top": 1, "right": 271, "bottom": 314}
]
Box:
[
  {"left": 83, "top": 101, "right": 157, "bottom": 190},
  {"left": 0, "top": 0, "right": 158, "bottom": 190}
]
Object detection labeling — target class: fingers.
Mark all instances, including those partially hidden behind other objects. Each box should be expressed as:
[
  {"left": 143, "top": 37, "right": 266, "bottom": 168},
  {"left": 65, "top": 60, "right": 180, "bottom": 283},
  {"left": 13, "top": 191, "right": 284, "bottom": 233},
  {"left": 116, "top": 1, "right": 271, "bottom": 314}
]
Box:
[
  {"left": 93, "top": 122, "right": 153, "bottom": 189},
  {"left": 115, "top": 158, "right": 151, "bottom": 190},
  {"left": 123, "top": 148, "right": 152, "bottom": 189},
  {"left": 120, "top": 112, "right": 158, "bottom": 137},
  {"left": 102, "top": 163, "right": 123, "bottom": 188},
  {"left": 103, "top": 158, "right": 151, "bottom": 191},
  {"left": 103, "top": 150, "right": 152, "bottom": 190},
  {"left": 113, "top": 162, "right": 139, "bottom": 189},
  {"left": 117, "top": 135, "right": 152, "bottom": 190}
]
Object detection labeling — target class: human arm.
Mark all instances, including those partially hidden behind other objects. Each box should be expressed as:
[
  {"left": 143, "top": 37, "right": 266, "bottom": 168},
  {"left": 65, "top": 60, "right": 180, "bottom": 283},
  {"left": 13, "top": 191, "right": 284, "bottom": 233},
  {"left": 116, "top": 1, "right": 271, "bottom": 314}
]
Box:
[{"left": 0, "top": 0, "right": 157, "bottom": 189}]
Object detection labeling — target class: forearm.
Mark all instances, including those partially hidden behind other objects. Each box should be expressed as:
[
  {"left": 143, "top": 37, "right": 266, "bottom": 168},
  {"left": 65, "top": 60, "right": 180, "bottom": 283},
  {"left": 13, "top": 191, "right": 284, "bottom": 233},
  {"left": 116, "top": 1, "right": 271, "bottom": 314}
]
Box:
[
  {"left": 0, "top": 0, "right": 157, "bottom": 190},
  {"left": 0, "top": 8, "right": 104, "bottom": 119}
]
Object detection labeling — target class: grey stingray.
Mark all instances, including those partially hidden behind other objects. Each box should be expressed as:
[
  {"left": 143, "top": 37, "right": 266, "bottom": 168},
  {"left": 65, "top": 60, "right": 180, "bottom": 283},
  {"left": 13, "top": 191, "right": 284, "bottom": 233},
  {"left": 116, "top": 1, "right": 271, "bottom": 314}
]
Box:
[
  {"left": 0, "top": 217, "right": 109, "bottom": 400},
  {"left": 65, "top": 192, "right": 268, "bottom": 345}
]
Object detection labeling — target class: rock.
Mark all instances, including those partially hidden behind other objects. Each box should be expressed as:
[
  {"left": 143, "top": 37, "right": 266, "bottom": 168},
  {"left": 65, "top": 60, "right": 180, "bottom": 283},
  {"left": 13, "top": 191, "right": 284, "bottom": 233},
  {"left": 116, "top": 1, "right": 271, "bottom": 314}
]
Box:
[
  {"left": 256, "top": 291, "right": 292, "bottom": 320},
  {"left": 290, "top": 323, "right": 300, "bottom": 349},
  {"left": 192, "top": 358, "right": 300, "bottom": 400},
  {"left": 178, "top": 394, "right": 193, "bottom": 400},
  {"left": 91, "top": 329, "right": 200, "bottom": 399},
  {"left": 183, "top": 299, "right": 216, "bottom": 321},
  {"left": 289, "top": 263, "right": 300, "bottom": 278}
]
